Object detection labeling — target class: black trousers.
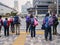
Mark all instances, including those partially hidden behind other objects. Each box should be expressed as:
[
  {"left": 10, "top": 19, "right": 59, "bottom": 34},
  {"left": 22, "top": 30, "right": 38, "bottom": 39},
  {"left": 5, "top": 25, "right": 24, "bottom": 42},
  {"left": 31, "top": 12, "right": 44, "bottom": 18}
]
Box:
[
  {"left": 4, "top": 27, "right": 9, "bottom": 36},
  {"left": 26, "top": 22, "right": 30, "bottom": 32},
  {"left": 53, "top": 25, "right": 57, "bottom": 35},
  {"left": 45, "top": 27, "right": 52, "bottom": 40}
]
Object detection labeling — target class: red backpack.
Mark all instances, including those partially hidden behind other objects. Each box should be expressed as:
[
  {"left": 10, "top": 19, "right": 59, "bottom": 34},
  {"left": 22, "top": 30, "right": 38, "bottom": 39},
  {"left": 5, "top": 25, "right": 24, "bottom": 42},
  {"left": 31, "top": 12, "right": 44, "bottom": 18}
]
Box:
[{"left": 10, "top": 18, "right": 13, "bottom": 23}]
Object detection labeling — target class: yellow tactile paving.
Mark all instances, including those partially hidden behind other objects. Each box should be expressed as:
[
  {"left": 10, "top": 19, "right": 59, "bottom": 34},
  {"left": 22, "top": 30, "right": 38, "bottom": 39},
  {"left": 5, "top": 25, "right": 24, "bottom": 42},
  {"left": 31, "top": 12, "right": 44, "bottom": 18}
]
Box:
[
  {"left": 27, "top": 30, "right": 44, "bottom": 35},
  {"left": 12, "top": 30, "right": 44, "bottom": 45},
  {"left": 36, "top": 30, "right": 44, "bottom": 34},
  {"left": 12, "top": 32, "right": 27, "bottom": 45}
]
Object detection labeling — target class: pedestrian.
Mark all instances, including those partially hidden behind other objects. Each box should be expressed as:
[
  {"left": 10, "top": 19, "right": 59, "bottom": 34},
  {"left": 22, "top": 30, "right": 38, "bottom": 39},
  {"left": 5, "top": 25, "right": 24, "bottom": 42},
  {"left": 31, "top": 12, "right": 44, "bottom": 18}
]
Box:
[
  {"left": 26, "top": 15, "right": 30, "bottom": 33},
  {"left": 10, "top": 16, "right": 15, "bottom": 33},
  {"left": 14, "top": 15, "right": 21, "bottom": 35},
  {"left": 30, "top": 14, "right": 38, "bottom": 38},
  {"left": 52, "top": 12, "right": 59, "bottom": 35},
  {"left": 3, "top": 18, "right": 10, "bottom": 36},
  {"left": 43, "top": 13, "right": 53, "bottom": 41},
  {"left": 0, "top": 16, "right": 3, "bottom": 37}
]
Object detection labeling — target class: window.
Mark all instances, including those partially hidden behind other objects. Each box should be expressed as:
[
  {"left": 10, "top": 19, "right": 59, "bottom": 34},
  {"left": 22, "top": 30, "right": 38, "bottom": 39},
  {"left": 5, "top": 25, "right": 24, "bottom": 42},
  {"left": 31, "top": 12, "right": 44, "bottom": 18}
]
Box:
[
  {"left": 37, "top": 10, "right": 48, "bottom": 14},
  {"left": 37, "top": 5, "right": 48, "bottom": 9}
]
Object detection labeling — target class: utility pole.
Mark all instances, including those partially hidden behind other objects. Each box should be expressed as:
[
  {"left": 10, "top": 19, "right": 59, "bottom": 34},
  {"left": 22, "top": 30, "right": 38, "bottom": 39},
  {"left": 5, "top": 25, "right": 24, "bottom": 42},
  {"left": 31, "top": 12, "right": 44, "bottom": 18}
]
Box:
[
  {"left": 57, "top": 0, "right": 59, "bottom": 16},
  {"left": 36, "top": 5, "right": 37, "bottom": 15},
  {"left": 35, "top": 2, "right": 38, "bottom": 16}
]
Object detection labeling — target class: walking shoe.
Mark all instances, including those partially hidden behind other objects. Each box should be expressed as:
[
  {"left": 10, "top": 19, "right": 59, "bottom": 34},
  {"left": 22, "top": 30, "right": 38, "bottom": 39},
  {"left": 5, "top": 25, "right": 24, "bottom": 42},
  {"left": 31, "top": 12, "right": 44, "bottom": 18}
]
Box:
[
  {"left": 45, "top": 39, "right": 48, "bottom": 41},
  {"left": 53, "top": 33, "right": 57, "bottom": 35},
  {"left": 17, "top": 33, "right": 20, "bottom": 35},
  {"left": 49, "top": 39, "right": 52, "bottom": 41},
  {"left": 16, "top": 33, "right": 18, "bottom": 35}
]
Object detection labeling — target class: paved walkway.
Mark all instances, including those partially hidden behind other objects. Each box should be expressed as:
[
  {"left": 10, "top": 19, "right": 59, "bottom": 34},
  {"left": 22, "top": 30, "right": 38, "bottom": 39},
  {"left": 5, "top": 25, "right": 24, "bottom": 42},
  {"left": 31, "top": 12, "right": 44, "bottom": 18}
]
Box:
[
  {"left": 0, "top": 30, "right": 60, "bottom": 45},
  {"left": 25, "top": 34, "right": 60, "bottom": 45},
  {"left": 0, "top": 31, "right": 18, "bottom": 45}
]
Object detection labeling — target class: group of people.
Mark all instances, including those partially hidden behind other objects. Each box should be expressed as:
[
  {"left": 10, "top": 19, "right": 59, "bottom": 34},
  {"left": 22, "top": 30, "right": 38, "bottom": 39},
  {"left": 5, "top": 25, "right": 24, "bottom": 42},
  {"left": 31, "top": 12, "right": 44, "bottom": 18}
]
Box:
[
  {"left": 42, "top": 12, "right": 59, "bottom": 41},
  {"left": 26, "top": 12, "right": 59, "bottom": 41},
  {"left": 0, "top": 15, "right": 21, "bottom": 37},
  {"left": 0, "top": 12, "right": 59, "bottom": 41}
]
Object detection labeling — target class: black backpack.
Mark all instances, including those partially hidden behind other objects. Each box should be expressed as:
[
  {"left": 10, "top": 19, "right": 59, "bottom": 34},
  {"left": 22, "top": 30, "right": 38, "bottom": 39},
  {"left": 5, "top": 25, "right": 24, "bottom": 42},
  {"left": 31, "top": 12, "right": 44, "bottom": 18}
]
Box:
[{"left": 53, "top": 17, "right": 59, "bottom": 25}]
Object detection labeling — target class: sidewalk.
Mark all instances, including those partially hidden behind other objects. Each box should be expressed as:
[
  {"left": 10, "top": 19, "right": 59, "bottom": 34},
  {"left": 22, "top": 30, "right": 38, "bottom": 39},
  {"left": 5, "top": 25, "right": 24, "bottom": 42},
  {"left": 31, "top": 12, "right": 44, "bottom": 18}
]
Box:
[
  {"left": 0, "top": 31, "right": 18, "bottom": 45},
  {"left": 25, "top": 34, "right": 60, "bottom": 45},
  {"left": 25, "top": 31, "right": 60, "bottom": 45},
  {"left": 0, "top": 30, "right": 60, "bottom": 45},
  {"left": 12, "top": 30, "right": 44, "bottom": 45},
  {"left": 13, "top": 30, "right": 60, "bottom": 45}
]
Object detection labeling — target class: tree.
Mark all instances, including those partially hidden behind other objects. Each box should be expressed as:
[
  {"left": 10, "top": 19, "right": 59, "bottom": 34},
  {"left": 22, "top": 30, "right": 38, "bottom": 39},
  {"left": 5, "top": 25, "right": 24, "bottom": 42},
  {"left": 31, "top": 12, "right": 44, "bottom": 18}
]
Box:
[
  {"left": 6, "top": 13, "right": 10, "bottom": 16},
  {"left": 11, "top": 11, "right": 17, "bottom": 16}
]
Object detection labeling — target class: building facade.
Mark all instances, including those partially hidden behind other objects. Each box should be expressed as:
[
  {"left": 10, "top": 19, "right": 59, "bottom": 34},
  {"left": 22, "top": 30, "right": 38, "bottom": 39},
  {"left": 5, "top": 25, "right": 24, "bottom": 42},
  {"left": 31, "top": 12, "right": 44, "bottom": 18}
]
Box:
[
  {"left": 33, "top": 0, "right": 60, "bottom": 15},
  {"left": 21, "top": 1, "right": 32, "bottom": 14},
  {"left": 14, "top": 0, "right": 18, "bottom": 11}
]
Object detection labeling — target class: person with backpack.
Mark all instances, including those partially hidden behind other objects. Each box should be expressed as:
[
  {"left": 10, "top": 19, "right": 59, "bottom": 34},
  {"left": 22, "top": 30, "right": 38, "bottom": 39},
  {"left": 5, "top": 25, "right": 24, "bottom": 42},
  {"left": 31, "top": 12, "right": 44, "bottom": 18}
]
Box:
[
  {"left": 43, "top": 13, "right": 53, "bottom": 41},
  {"left": 10, "top": 16, "right": 15, "bottom": 33},
  {"left": 14, "top": 15, "right": 21, "bottom": 35},
  {"left": 0, "top": 16, "right": 3, "bottom": 37},
  {"left": 30, "top": 14, "right": 38, "bottom": 38},
  {"left": 3, "top": 18, "right": 10, "bottom": 36},
  {"left": 52, "top": 13, "right": 59, "bottom": 35},
  {"left": 26, "top": 15, "right": 30, "bottom": 33}
]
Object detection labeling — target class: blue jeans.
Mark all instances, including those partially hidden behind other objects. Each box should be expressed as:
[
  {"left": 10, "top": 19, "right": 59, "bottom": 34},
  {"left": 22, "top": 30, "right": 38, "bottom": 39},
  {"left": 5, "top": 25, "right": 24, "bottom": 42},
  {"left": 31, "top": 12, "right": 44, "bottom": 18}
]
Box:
[
  {"left": 4, "top": 27, "right": 9, "bottom": 36},
  {"left": 30, "top": 26, "right": 36, "bottom": 37},
  {"left": 45, "top": 26, "right": 52, "bottom": 40}
]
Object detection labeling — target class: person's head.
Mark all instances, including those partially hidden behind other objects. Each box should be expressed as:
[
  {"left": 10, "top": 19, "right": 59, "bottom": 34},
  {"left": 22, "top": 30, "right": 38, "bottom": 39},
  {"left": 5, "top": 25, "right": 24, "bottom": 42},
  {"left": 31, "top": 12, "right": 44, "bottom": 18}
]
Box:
[
  {"left": 5, "top": 18, "right": 8, "bottom": 20},
  {"left": 45, "top": 13, "right": 49, "bottom": 17},
  {"left": 30, "top": 14, "right": 34, "bottom": 18}
]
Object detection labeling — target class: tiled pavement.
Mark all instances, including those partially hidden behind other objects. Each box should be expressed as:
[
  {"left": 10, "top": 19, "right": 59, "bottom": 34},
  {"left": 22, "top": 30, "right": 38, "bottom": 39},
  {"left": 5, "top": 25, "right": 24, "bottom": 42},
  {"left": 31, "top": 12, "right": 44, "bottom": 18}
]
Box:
[
  {"left": 1, "top": 30, "right": 60, "bottom": 45},
  {"left": 25, "top": 34, "right": 60, "bottom": 45},
  {"left": 0, "top": 30, "right": 18, "bottom": 45}
]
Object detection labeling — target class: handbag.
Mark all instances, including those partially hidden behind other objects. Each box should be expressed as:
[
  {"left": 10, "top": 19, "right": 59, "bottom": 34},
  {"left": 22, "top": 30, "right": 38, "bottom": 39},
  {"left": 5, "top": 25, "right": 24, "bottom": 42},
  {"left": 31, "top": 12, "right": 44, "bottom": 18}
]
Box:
[
  {"left": 41, "top": 24, "right": 45, "bottom": 30},
  {"left": 34, "top": 18, "right": 38, "bottom": 26}
]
